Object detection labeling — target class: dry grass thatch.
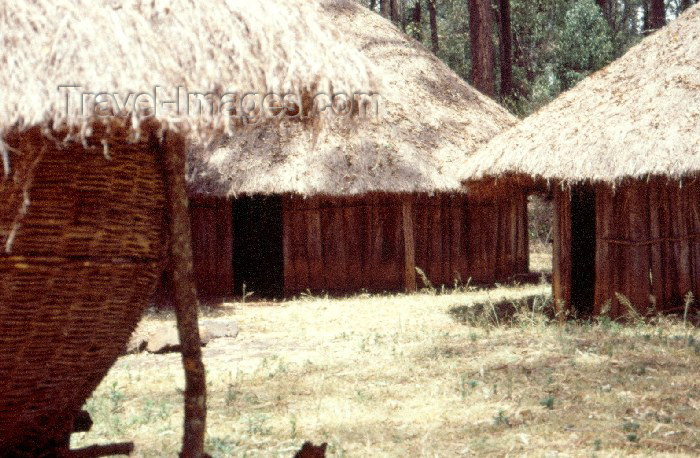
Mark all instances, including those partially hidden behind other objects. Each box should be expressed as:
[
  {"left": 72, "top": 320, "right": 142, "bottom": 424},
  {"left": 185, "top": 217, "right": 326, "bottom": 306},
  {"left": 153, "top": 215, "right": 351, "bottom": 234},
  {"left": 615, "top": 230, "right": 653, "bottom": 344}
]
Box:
[
  {"left": 187, "top": 0, "right": 516, "bottom": 197},
  {"left": 0, "top": 0, "right": 378, "bottom": 140},
  {"left": 461, "top": 4, "right": 700, "bottom": 186}
]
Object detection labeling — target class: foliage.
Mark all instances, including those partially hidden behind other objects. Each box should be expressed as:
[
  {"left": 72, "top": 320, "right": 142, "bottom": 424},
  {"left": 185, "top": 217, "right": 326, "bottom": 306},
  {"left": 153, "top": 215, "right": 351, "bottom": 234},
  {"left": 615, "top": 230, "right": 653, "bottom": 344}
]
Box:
[
  {"left": 361, "top": 0, "right": 659, "bottom": 116},
  {"left": 555, "top": 0, "right": 614, "bottom": 90}
]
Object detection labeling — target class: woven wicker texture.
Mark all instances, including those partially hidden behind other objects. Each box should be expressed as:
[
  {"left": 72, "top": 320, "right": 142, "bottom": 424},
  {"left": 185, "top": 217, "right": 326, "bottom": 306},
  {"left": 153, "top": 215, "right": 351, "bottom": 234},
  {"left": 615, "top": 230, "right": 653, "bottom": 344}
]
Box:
[{"left": 0, "top": 127, "right": 166, "bottom": 449}]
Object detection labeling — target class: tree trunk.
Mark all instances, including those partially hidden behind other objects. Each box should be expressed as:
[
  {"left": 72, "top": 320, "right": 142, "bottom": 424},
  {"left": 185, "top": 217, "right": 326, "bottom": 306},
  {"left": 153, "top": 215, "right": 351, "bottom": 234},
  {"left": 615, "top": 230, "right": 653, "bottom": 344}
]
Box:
[
  {"left": 681, "top": 0, "right": 692, "bottom": 12},
  {"left": 596, "top": 0, "right": 609, "bottom": 21},
  {"left": 380, "top": 0, "right": 389, "bottom": 17},
  {"left": 390, "top": 0, "right": 400, "bottom": 23},
  {"left": 650, "top": 0, "right": 666, "bottom": 30},
  {"left": 370, "top": 0, "right": 377, "bottom": 12},
  {"left": 642, "top": 0, "right": 650, "bottom": 34},
  {"left": 412, "top": 0, "right": 423, "bottom": 40},
  {"left": 498, "top": 0, "right": 513, "bottom": 100},
  {"left": 428, "top": 0, "right": 439, "bottom": 53},
  {"left": 468, "top": 0, "right": 496, "bottom": 97},
  {"left": 162, "top": 132, "right": 207, "bottom": 458}
]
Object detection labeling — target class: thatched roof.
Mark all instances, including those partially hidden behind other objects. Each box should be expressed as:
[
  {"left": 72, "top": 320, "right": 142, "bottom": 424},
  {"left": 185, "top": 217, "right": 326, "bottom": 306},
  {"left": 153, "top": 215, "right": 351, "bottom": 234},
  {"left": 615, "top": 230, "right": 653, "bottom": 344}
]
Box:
[
  {"left": 461, "top": 4, "right": 700, "bottom": 186},
  {"left": 188, "top": 0, "right": 516, "bottom": 197},
  {"left": 0, "top": 0, "right": 377, "bottom": 139}
]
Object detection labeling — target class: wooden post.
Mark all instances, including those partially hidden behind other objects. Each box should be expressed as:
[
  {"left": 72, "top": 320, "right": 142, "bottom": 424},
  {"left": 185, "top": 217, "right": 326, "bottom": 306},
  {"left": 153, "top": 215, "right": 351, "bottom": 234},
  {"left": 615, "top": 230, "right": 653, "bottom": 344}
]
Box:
[
  {"left": 552, "top": 187, "right": 571, "bottom": 320},
  {"left": 162, "top": 132, "right": 206, "bottom": 458},
  {"left": 402, "top": 195, "right": 416, "bottom": 291},
  {"left": 593, "top": 184, "right": 613, "bottom": 315},
  {"left": 628, "top": 182, "right": 652, "bottom": 315},
  {"left": 281, "top": 196, "right": 291, "bottom": 296},
  {"left": 521, "top": 191, "right": 530, "bottom": 273}
]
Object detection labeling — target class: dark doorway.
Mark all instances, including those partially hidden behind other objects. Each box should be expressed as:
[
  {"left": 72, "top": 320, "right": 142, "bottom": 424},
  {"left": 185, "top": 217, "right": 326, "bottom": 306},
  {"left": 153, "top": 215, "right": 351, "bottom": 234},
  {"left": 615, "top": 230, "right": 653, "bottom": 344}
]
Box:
[
  {"left": 232, "top": 195, "right": 284, "bottom": 298},
  {"left": 569, "top": 185, "right": 596, "bottom": 318}
]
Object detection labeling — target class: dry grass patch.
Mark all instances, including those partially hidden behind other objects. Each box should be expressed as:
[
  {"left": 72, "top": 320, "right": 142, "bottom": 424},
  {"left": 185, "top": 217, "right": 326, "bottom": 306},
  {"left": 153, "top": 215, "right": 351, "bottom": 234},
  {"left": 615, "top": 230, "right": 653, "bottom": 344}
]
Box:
[{"left": 73, "top": 284, "right": 700, "bottom": 456}]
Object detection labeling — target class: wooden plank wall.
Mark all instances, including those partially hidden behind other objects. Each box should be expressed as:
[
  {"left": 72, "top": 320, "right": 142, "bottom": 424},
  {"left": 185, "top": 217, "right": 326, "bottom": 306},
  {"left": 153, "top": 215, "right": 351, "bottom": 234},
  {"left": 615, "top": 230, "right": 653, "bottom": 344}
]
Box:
[
  {"left": 282, "top": 194, "right": 405, "bottom": 295},
  {"left": 189, "top": 196, "right": 234, "bottom": 300},
  {"left": 593, "top": 178, "right": 700, "bottom": 317},
  {"left": 412, "top": 192, "right": 529, "bottom": 287},
  {"left": 552, "top": 187, "right": 572, "bottom": 316},
  {"left": 282, "top": 191, "right": 529, "bottom": 295}
]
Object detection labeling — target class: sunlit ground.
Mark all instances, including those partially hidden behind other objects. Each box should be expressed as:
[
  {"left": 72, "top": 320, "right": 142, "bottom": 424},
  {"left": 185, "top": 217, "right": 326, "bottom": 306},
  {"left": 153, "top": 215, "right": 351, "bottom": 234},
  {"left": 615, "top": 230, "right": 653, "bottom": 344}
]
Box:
[{"left": 74, "top": 246, "right": 700, "bottom": 456}]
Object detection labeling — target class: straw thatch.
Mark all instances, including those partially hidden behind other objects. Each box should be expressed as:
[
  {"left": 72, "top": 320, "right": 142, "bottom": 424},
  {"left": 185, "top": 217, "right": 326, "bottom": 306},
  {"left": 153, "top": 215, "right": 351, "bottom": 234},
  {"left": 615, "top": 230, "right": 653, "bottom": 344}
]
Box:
[
  {"left": 1, "top": 1, "right": 379, "bottom": 453},
  {"left": 461, "top": 3, "right": 700, "bottom": 185},
  {"left": 188, "top": 0, "right": 516, "bottom": 197},
  {"left": 0, "top": 0, "right": 378, "bottom": 139}
]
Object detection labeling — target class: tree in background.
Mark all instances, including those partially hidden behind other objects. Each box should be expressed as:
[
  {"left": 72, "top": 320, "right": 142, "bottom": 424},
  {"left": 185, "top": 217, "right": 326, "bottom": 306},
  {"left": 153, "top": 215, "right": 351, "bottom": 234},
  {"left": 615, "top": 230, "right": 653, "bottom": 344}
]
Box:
[
  {"left": 360, "top": 0, "right": 684, "bottom": 115},
  {"left": 499, "top": 0, "right": 514, "bottom": 101},
  {"left": 468, "top": 0, "right": 497, "bottom": 96},
  {"left": 411, "top": 0, "right": 423, "bottom": 40},
  {"left": 650, "top": 0, "right": 667, "bottom": 29},
  {"left": 427, "top": 0, "right": 440, "bottom": 53},
  {"left": 555, "top": 0, "right": 614, "bottom": 90},
  {"left": 679, "top": 0, "right": 697, "bottom": 12}
]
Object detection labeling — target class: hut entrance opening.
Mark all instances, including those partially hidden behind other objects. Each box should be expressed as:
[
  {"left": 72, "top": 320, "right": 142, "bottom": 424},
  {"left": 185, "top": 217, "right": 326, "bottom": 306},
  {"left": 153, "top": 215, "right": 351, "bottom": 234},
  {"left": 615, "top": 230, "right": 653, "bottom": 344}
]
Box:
[
  {"left": 232, "top": 195, "right": 284, "bottom": 298},
  {"left": 569, "top": 185, "right": 596, "bottom": 318}
]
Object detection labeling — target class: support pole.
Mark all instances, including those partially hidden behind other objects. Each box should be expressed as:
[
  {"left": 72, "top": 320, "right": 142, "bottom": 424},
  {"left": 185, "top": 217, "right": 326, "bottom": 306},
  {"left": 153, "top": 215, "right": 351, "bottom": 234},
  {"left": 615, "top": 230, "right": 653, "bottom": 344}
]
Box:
[
  {"left": 552, "top": 187, "right": 571, "bottom": 321},
  {"left": 162, "top": 131, "right": 207, "bottom": 458}
]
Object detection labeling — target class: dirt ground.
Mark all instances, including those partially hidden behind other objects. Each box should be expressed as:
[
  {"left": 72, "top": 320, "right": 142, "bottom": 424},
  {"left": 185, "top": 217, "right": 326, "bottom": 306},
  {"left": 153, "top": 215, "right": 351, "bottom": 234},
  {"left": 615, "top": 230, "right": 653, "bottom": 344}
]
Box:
[{"left": 71, "top": 270, "right": 700, "bottom": 457}]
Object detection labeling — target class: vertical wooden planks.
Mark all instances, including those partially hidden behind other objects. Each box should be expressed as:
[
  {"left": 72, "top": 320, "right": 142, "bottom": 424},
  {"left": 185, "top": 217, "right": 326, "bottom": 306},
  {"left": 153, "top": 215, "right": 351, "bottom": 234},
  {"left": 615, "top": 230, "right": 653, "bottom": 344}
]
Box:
[
  {"left": 593, "top": 185, "right": 613, "bottom": 315},
  {"left": 319, "top": 199, "right": 346, "bottom": 292},
  {"left": 368, "top": 195, "right": 382, "bottom": 291},
  {"left": 674, "top": 184, "right": 693, "bottom": 303},
  {"left": 520, "top": 191, "right": 530, "bottom": 273},
  {"left": 307, "top": 202, "right": 325, "bottom": 292},
  {"left": 344, "top": 204, "right": 363, "bottom": 291},
  {"left": 220, "top": 198, "right": 233, "bottom": 298},
  {"left": 484, "top": 202, "right": 497, "bottom": 283},
  {"left": 552, "top": 187, "right": 571, "bottom": 317},
  {"left": 508, "top": 196, "right": 518, "bottom": 276},
  {"left": 660, "top": 184, "right": 676, "bottom": 310},
  {"left": 449, "top": 195, "right": 467, "bottom": 284},
  {"left": 647, "top": 181, "right": 665, "bottom": 311},
  {"left": 281, "top": 197, "right": 293, "bottom": 296},
  {"left": 289, "top": 201, "right": 311, "bottom": 295},
  {"left": 189, "top": 197, "right": 234, "bottom": 300},
  {"left": 467, "top": 199, "right": 484, "bottom": 281},
  {"left": 612, "top": 186, "right": 629, "bottom": 317},
  {"left": 427, "top": 198, "right": 443, "bottom": 284},
  {"left": 412, "top": 195, "right": 428, "bottom": 284},
  {"left": 402, "top": 195, "right": 417, "bottom": 291},
  {"left": 627, "top": 181, "right": 652, "bottom": 314},
  {"left": 689, "top": 181, "right": 700, "bottom": 301}
]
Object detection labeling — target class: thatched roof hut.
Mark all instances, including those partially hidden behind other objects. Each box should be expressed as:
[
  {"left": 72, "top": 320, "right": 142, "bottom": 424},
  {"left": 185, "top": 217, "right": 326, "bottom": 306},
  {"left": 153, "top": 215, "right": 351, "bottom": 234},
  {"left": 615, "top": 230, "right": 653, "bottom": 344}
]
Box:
[
  {"left": 0, "top": 0, "right": 376, "bottom": 454},
  {"left": 461, "top": 5, "right": 700, "bottom": 185},
  {"left": 463, "top": 4, "right": 700, "bottom": 318},
  {"left": 183, "top": 0, "right": 527, "bottom": 300},
  {"left": 1, "top": 0, "right": 375, "bottom": 138},
  {"left": 189, "top": 1, "right": 514, "bottom": 196}
]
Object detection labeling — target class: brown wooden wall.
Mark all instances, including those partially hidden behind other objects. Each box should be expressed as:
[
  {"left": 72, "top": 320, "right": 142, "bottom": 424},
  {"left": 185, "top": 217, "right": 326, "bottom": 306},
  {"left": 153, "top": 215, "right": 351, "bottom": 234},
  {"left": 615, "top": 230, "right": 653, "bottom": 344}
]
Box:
[
  {"left": 186, "top": 191, "right": 531, "bottom": 299},
  {"left": 552, "top": 187, "right": 572, "bottom": 315},
  {"left": 282, "top": 192, "right": 529, "bottom": 296},
  {"left": 282, "top": 194, "right": 406, "bottom": 295},
  {"left": 413, "top": 193, "right": 529, "bottom": 286},
  {"left": 553, "top": 179, "right": 700, "bottom": 318},
  {"left": 189, "top": 196, "right": 233, "bottom": 300}
]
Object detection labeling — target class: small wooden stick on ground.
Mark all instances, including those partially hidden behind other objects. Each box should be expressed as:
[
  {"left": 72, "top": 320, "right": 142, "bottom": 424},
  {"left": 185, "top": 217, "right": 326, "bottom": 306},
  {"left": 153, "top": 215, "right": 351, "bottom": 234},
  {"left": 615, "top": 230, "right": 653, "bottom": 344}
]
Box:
[{"left": 68, "top": 442, "right": 134, "bottom": 457}]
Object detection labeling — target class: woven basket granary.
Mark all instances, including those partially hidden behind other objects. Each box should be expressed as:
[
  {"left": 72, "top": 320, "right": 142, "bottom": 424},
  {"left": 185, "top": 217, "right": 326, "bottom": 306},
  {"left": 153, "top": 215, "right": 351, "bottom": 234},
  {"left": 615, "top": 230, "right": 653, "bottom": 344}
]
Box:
[
  {"left": 1, "top": 0, "right": 380, "bottom": 452},
  {"left": 0, "top": 126, "right": 168, "bottom": 450}
]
